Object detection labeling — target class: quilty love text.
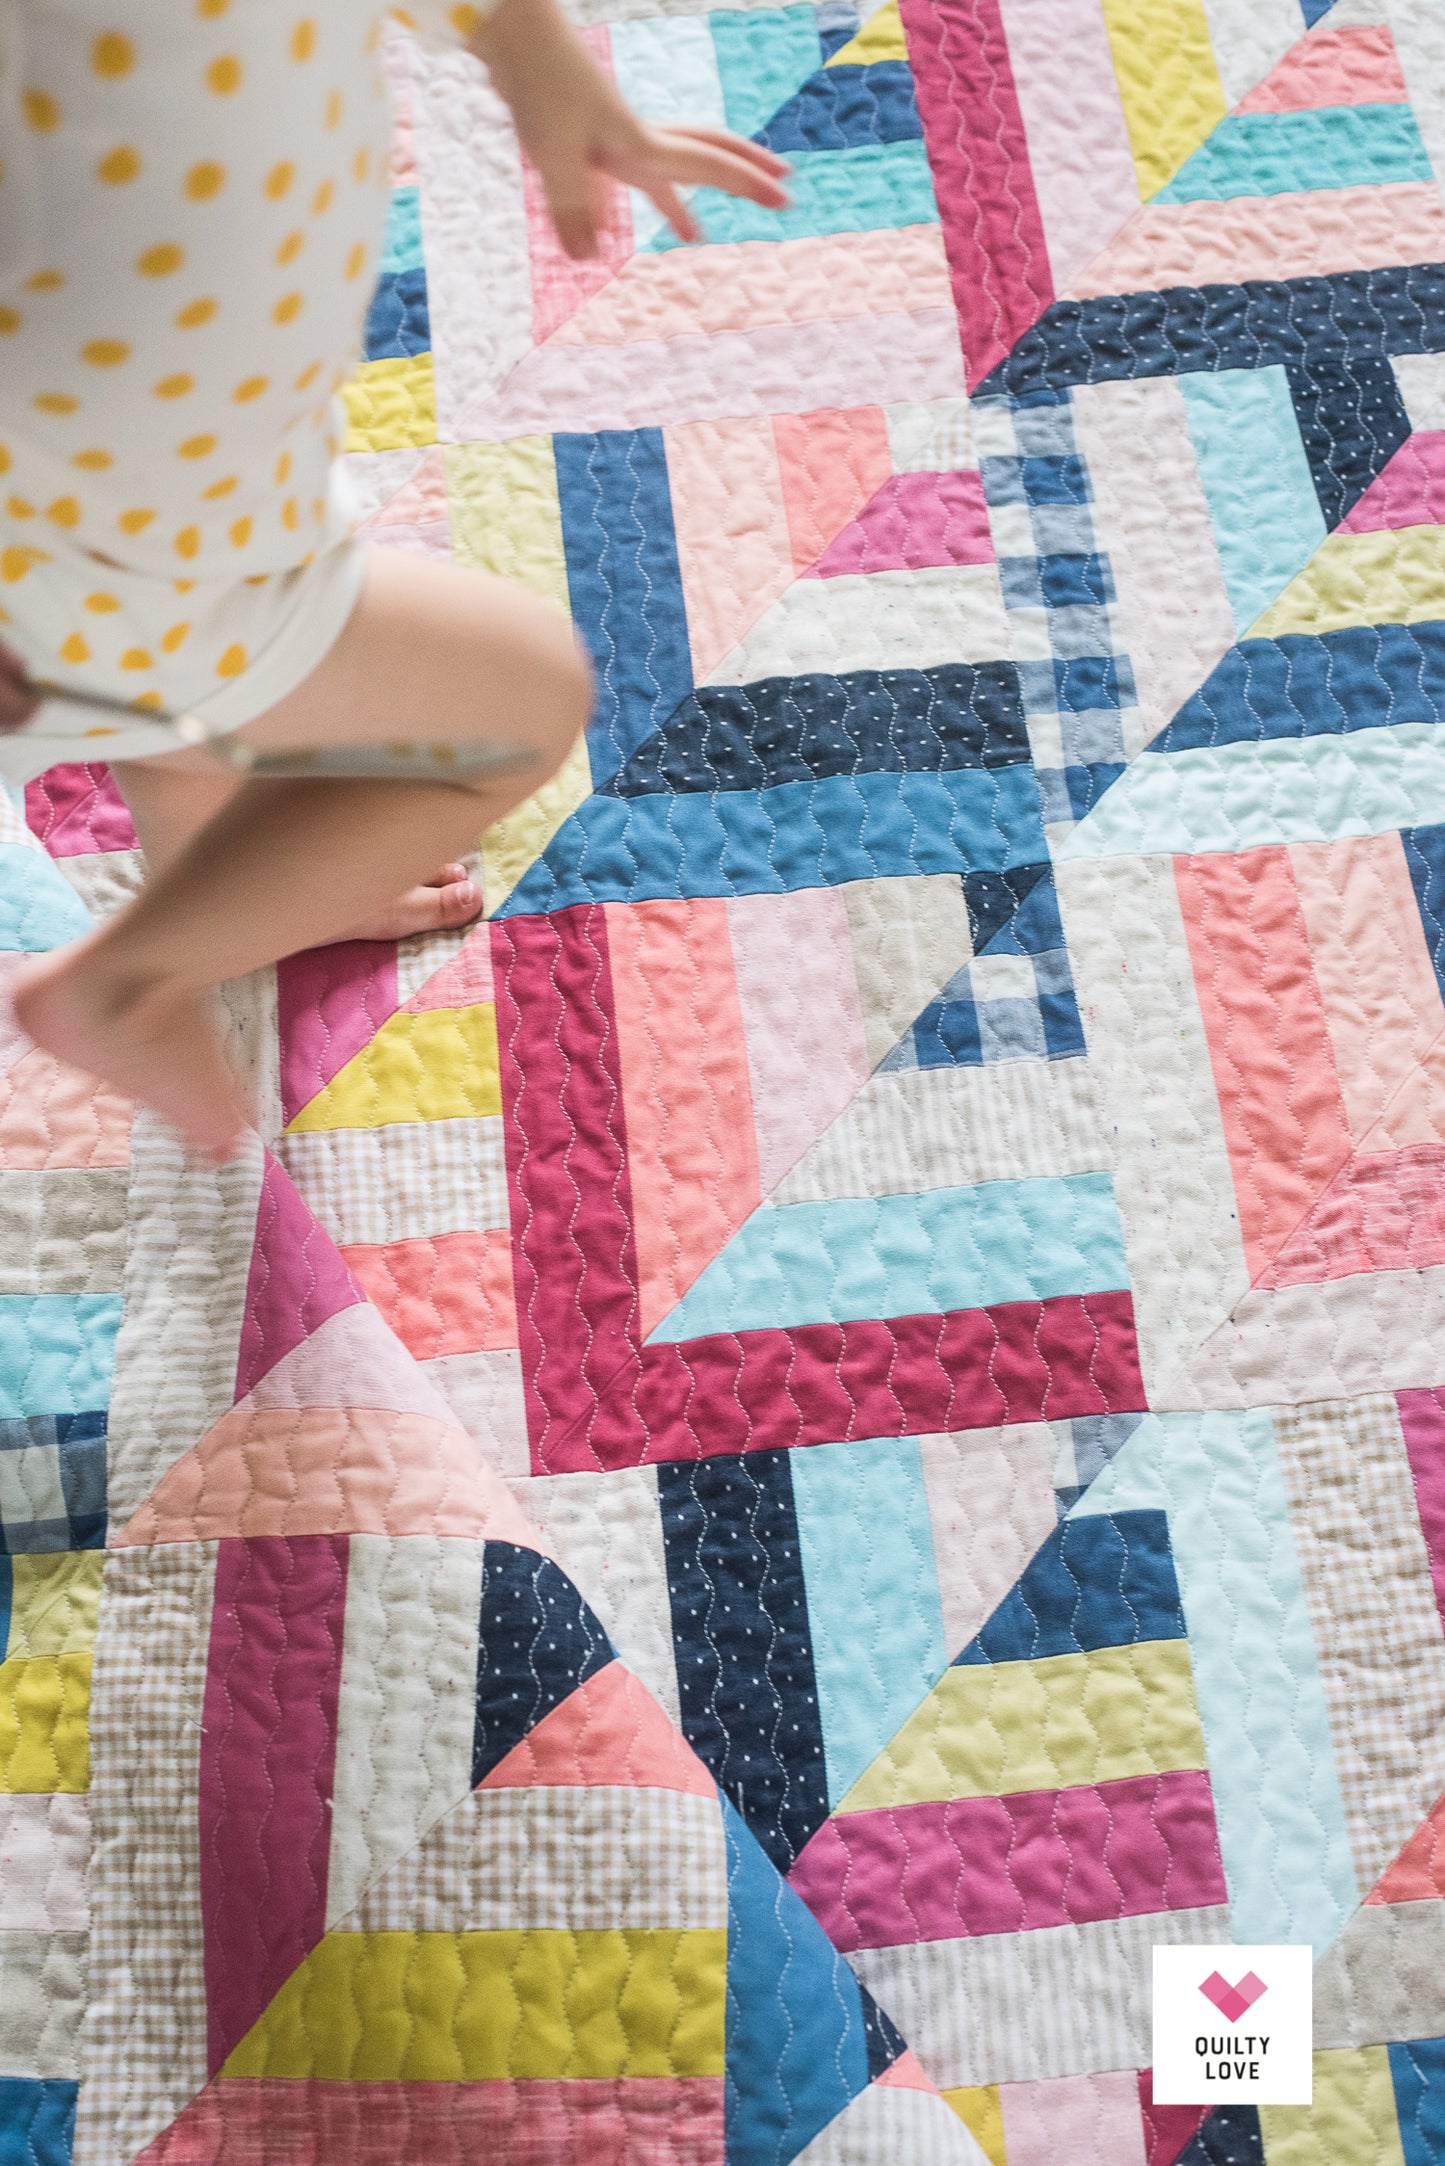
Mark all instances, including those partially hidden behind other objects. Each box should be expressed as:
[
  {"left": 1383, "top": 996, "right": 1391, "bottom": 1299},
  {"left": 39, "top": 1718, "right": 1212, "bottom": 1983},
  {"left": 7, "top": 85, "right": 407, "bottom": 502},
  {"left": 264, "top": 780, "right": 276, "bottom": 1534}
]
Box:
[{"left": 1196, "top": 2036, "right": 1269, "bottom": 2080}]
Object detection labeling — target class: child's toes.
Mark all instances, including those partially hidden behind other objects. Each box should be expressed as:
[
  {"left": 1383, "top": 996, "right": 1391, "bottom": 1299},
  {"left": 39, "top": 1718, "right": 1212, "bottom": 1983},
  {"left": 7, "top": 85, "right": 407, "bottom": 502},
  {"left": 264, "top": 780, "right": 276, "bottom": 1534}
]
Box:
[{"left": 435, "top": 876, "right": 481, "bottom": 926}]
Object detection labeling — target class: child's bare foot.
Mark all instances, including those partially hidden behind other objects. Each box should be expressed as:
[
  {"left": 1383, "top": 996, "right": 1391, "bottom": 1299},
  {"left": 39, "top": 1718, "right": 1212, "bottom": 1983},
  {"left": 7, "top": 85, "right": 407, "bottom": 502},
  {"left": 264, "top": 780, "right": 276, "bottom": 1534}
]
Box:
[
  {"left": 341, "top": 863, "right": 482, "bottom": 943},
  {"left": 11, "top": 938, "right": 251, "bottom": 1157}
]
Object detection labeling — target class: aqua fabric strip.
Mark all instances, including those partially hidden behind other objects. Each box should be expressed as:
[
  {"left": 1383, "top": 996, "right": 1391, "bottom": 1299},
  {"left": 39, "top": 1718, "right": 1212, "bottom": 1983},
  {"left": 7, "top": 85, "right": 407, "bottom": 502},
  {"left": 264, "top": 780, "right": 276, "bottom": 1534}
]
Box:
[
  {"left": 1179, "top": 367, "right": 1326, "bottom": 635},
  {"left": 648, "top": 1173, "right": 1131, "bottom": 1344},
  {"left": 791, "top": 1435, "right": 947, "bottom": 1808},
  {"left": 500, "top": 762, "right": 1047, "bottom": 913},
  {"left": 1073, "top": 1411, "right": 1357, "bottom": 1952},
  {"left": 0, "top": 845, "right": 93, "bottom": 953},
  {"left": 1153, "top": 106, "right": 1431, "bottom": 204},
  {"left": 650, "top": 139, "right": 937, "bottom": 249},
  {"left": 709, "top": 2, "right": 822, "bottom": 139},
  {"left": 379, "top": 185, "right": 423, "bottom": 276}
]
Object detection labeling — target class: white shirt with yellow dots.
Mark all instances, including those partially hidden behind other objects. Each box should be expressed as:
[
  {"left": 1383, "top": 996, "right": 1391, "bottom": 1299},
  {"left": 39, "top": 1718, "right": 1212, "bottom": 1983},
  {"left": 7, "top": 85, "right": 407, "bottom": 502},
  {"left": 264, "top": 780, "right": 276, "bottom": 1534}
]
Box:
[{"left": 0, "top": 0, "right": 473, "bottom": 779}]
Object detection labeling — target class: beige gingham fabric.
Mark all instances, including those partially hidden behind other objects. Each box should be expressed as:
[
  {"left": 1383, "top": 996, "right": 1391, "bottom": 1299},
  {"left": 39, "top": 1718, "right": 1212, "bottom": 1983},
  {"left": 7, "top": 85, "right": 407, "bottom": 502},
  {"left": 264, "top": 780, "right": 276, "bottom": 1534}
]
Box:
[
  {"left": 1274, "top": 1395, "right": 1445, "bottom": 1892},
  {"left": 277, "top": 1114, "right": 509, "bottom": 1249},
  {"left": 73, "top": 1545, "right": 217, "bottom": 2166},
  {"left": 342, "top": 1781, "right": 727, "bottom": 1936}
]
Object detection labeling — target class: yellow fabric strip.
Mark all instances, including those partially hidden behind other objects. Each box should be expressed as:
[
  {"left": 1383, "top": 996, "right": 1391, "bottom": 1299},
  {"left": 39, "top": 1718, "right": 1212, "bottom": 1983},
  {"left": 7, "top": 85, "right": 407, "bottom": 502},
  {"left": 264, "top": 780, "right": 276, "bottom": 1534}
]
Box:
[
  {"left": 343, "top": 353, "right": 438, "bottom": 453},
  {"left": 943, "top": 2084, "right": 1007, "bottom": 2165},
  {"left": 222, "top": 1928, "right": 728, "bottom": 2081},
  {"left": 1258, "top": 2045, "right": 1408, "bottom": 2166},
  {"left": 442, "top": 435, "right": 592, "bottom": 913},
  {"left": 837, "top": 1639, "right": 1206, "bottom": 1812},
  {"left": 826, "top": 0, "right": 907, "bottom": 67},
  {"left": 445, "top": 437, "right": 571, "bottom": 616},
  {"left": 286, "top": 1004, "right": 501, "bottom": 1131},
  {"left": 481, "top": 731, "right": 593, "bottom": 917},
  {"left": 0, "top": 1651, "right": 92, "bottom": 1792},
  {"left": 7, "top": 1551, "right": 104, "bottom": 1660},
  {"left": 1099, "top": 0, "right": 1227, "bottom": 199},
  {"left": 1248, "top": 525, "right": 1445, "bottom": 640}
]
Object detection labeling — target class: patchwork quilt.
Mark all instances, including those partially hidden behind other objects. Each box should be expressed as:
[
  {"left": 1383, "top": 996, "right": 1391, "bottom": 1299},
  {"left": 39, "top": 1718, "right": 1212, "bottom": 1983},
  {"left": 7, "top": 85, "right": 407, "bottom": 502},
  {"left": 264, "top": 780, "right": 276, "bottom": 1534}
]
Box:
[{"left": 6, "top": 0, "right": 1445, "bottom": 2158}]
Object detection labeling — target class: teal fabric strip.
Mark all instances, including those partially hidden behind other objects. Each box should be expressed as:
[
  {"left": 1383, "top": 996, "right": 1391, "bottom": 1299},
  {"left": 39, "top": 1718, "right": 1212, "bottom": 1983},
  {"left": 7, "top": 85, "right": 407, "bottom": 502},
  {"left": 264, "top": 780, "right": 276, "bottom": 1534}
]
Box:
[
  {"left": 648, "top": 1173, "right": 1131, "bottom": 1343},
  {"left": 1180, "top": 367, "right": 1326, "bottom": 635},
  {"left": 1056, "top": 726, "right": 1445, "bottom": 861},
  {"left": 0, "top": 1295, "right": 124, "bottom": 1420},
  {"left": 1074, "top": 1411, "right": 1357, "bottom": 1952},
  {"left": 792, "top": 1434, "right": 947, "bottom": 1807},
  {"left": 709, "top": 4, "right": 823, "bottom": 139},
  {"left": 650, "top": 140, "right": 936, "bottom": 250},
  {"left": 380, "top": 186, "right": 423, "bottom": 277},
  {"left": 1154, "top": 105, "right": 1431, "bottom": 203}
]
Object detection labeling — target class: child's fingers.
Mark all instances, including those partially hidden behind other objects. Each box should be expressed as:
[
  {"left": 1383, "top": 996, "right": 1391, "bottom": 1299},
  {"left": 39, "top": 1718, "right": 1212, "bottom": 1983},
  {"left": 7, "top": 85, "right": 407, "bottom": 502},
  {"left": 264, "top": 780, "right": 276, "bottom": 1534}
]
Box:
[
  {"left": 646, "top": 177, "right": 699, "bottom": 246},
  {"left": 537, "top": 145, "right": 600, "bottom": 258},
  {"left": 643, "top": 129, "right": 791, "bottom": 209},
  {"left": 666, "top": 124, "right": 792, "bottom": 179}
]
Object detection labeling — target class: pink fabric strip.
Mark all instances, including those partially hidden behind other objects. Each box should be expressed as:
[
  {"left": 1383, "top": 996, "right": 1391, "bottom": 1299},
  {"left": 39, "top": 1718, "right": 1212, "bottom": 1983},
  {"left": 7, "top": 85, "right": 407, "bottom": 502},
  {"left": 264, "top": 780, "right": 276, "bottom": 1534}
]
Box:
[
  {"left": 116, "top": 1404, "right": 539, "bottom": 1546},
  {"left": 1367, "top": 1782, "right": 1445, "bottom": 1903},
  {"left": 540, "top": 1289, "right": 1146, "bottom": 1471},
  {"left": 804, "top": 470, "right": 996, "bottom": 577},
  {"left": 1258, "top": 1143, "right": 1445, "bottom": 1286},
  {"left": 340, "top": 1226, "right": 518, "bottom": 1356},
  {"left": 23, "top": 762, "right": 137, "bottom": 856},
  {"left": 997, "top": 0, "right": 1140, "bottom": 295},
  {"left": 1338, "top": 432, "right": 1445, "bottom": 533},
  {"left": 199, "top": 1534, "right": 349, "bottom": 2075},
  {"left": 773, "top": 406, "right": 894, "bottom": 575},
  {"left": 1175, "top": 847, "right": 1355, "bottom": 1282},
  {"left": 1234, "top": 25, "right": 1409, "bottom": 114},
  {"left": 523, "top": 27, "right": 633, "bottom": 342},
  {"left": 1138, "top": 2068, "right": 1210, "bottom": 2166},
  {"left": 492, "top": 906, "right": 643, "bottom": 1475},
  {"left": 787, "top": 1770, "right": 1225, "bottom": 1950},
  {"left": 1067, "top": 184, "right": 1445, "bottom": 301},
  {"left": 898, "top": 0, "right": 1054, "bottom": 388},
  {"left": 605, "top": 896, "right": 762, "bottom": 1340},
  {"left": 277, "top": 938, "right": 400, "bottom": 1126},
  {"left": 1397, "top": 1387, "right": 1445, "bottom": 1638},
  {"left": 1002, "top": 2069, "right": 1151, "bottom": 2166},
  {"left": 137, "top": 2077, "right": 727, "bottom": 2164},
  {"left": 235, "top": 1155, "right": 366, "bottom": 1401},
  {"left": 547, "top": 226, "right": 953, "bottom": 348},
  {"left": 456, "top": 308, "right": 968, "bottom": 441}
]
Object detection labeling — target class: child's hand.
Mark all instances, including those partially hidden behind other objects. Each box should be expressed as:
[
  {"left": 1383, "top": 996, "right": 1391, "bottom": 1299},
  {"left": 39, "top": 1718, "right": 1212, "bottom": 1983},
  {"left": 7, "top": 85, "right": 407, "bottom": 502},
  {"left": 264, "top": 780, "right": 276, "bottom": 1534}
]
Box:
[
  {"left": 469, "top": 0, "right": 791, "bottom": 260},
  {"left": 0, "top": 641, "right": 38, "bottom": 734}
]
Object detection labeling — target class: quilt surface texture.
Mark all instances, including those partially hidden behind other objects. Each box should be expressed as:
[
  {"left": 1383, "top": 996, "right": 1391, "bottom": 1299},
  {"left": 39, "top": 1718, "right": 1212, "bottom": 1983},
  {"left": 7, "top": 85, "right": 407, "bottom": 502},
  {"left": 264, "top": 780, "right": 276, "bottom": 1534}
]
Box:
[{"left": 7, "top": 0, "right": 1445, "bottom": 2159}]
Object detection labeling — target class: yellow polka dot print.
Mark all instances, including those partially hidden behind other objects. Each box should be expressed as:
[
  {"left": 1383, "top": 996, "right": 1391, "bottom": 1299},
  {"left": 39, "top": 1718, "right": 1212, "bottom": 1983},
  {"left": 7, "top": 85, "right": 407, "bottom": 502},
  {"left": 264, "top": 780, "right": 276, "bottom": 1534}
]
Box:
[{"left": 0, "top": 0, "right": 428, "bottom": 776}]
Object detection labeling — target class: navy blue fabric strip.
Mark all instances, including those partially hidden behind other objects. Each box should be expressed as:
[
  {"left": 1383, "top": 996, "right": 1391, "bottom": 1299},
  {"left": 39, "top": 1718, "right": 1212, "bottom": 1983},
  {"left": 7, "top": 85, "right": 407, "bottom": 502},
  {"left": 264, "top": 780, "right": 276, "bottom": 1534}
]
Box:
[
  {"left": 659, "top": 1450, "right": 829, "bottom": 1872},
  {"left": 601, "top": 663, "right": 1031, "bottom": 797}
]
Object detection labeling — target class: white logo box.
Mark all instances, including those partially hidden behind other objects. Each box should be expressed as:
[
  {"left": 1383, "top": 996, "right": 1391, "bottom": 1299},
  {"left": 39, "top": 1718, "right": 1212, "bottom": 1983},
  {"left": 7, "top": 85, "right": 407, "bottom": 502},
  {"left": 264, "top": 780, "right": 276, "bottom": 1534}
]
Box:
[{"left": 1152, "top": 1944, "right": 1313, "bottom": 2105}]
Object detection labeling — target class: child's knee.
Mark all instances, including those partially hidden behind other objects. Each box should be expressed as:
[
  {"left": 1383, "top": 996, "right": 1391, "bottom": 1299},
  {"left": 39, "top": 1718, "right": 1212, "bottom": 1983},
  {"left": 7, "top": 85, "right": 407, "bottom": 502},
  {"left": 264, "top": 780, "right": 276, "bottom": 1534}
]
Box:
[{"left": 531, "top": 617, "right": 592, "bottom": 774}]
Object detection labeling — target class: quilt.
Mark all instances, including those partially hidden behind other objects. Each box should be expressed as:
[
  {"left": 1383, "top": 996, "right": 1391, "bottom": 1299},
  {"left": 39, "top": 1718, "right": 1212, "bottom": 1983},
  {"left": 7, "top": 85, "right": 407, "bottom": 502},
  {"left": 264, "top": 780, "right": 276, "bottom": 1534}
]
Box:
[{"left": 5, "top": 0, "right": 1445, "bottom": 2159}]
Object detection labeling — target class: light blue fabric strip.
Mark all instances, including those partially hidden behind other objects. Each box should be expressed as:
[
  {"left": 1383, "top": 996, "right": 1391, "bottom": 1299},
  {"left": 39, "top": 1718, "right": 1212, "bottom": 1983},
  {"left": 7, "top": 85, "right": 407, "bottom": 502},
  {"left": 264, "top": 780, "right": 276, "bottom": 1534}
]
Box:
[
  {"left": 792, "top": 1434, "right": 948, "bottom": 1807},
  {"left": 1180, "top": 367, "right": 1326, "bottom": 635},
  {"left": 650, "top": 140, "right": 936, "bottom": 250},
  {"left": 0, "top": 844, "right": 93, "bottom": 953},
  {"left": 649, "top": 1173, "right": 1130, "bottom": 1343},
  {"left": 1074, "top": 1410, "right": 1357, "bottom": 1952},
  {"left": 0, "top": 1295, "right": 123, "bottom": 1420},
  {"left": 1154, "top": 105, "right": 1431, "bottom": 203},
  {"left": 1055, "top": 726, "right": 1445, "bottom": 861}
]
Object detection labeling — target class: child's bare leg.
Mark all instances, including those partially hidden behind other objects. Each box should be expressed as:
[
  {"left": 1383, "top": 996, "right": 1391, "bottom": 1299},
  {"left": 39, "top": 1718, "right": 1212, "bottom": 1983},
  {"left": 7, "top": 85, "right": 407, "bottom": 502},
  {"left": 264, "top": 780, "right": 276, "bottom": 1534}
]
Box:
[
  {"left": 12, "top": 548, "right": 589, "bottom": 1152},
  {"left": 112, "top": 757, "right": 486, "bottom": 942}
]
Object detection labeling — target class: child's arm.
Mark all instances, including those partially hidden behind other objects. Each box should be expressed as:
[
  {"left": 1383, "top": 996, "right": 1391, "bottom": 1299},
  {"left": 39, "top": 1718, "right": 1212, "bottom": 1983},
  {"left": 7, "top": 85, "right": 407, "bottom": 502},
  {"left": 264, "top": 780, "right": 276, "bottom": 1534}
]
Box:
[{"left": 467, "top": 0, "right": 791, "bottom": 260}]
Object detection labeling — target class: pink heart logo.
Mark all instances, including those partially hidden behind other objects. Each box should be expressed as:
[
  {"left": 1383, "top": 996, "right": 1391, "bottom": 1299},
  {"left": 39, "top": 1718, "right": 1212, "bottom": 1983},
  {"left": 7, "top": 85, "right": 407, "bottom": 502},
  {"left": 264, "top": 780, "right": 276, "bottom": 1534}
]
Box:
[{"left": 1198, "top": 1970, "right": 1268, "bottom": 2024}]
